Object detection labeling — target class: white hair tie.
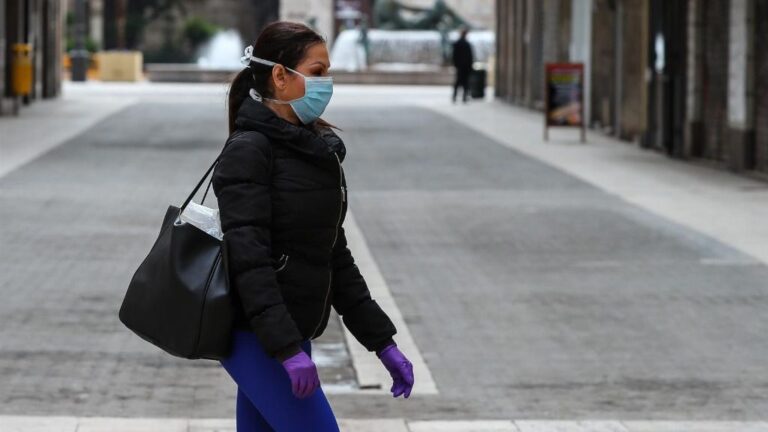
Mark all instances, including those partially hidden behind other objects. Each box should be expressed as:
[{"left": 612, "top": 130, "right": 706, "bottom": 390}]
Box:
[
  {"left": 249, "top": 88, "right": 263, "bottom": 102},
  {"left": 240, "top": 45, "right": 254, "bottom": 66}
]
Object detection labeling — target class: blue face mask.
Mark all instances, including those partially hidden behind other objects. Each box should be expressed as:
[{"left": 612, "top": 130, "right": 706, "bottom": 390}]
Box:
[{"left": 241, "top": 47, "right": 333, "bottom": 125}]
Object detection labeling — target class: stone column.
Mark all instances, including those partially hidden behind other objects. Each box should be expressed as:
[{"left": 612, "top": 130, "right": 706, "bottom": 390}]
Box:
[
  {"left": 589, "top": 0, "right": 613, "bottom": 129},
  {"left": 495, "top": 0, "right": 510, "bottom": 99},
  {"left": 726, "top": 0, "right": 755, "bottom": 171},
  {"left": 89, "top": 0, "right": 104, "bottom": 49},
  {"left": 0, "top": 0, "right": 6, "bottom": 114},
  {"left": 755, "top": 0, "right": 768, "bottom": 173},
  {"left": 619, "top": 0, "right": 648, "bottom": 141},
  {"left": 685, "top": 0, "right": 703, "bottom": 158},
  {"left": 570, "top": 0, "right": 592, "bottom": 126},
  {"left": 496, "top": 0, "right": 508, "bottom": 100},
  {"left": 506, "top": 0, "right": 516, "bottom": 103},
  {"left": 525, "top": 0, "right": 542, "bottom": 108},
  {"left": 5, "top": 0, "right": 23, "bottom": 113},
  {"left": 512, "top": 0, "right": 526, "bottom": 103}
]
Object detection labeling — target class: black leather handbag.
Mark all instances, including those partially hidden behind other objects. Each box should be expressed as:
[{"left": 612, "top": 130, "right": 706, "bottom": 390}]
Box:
[{"left": 119, "top": 150, "right": 234, "bottom": 361}]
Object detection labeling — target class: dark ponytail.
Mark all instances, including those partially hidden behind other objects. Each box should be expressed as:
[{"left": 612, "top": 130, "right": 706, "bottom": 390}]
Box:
[
  {"left": 227, "top": 68, "right": 255, "bottom": 135},
  {"left": 227, "top": 21, "right": 338, "bottom": 135}
]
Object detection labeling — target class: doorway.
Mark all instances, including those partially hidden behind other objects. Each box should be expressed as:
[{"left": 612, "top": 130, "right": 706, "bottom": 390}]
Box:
[{"left": 646, "top": 0, "right": 687, "bottom": 156}]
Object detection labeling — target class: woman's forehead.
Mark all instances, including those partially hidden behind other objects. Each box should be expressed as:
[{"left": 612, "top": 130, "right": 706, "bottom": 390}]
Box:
[{"left": 302, "top": 44, "right": 330, "bottom": 67}]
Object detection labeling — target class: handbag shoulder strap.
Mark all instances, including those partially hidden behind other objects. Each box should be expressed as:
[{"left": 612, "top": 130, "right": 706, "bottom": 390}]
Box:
[{"left": 176, "top": 130, "right": 272, "bottom": 222}]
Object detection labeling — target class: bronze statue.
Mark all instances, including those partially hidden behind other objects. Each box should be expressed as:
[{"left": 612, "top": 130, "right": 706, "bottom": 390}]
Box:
[{"left": 373, "top": 0, "right": 470, "bottom": 31}]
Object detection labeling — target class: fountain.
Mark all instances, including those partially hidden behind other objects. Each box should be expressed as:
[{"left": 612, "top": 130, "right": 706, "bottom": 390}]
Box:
[
  {"left": 196, "top": 29, "right": 245, "bottom": 70},
  {"left": 146, "top": 0, "right": 496, "bottom": 85},
  {"left": 328, "top": 0, "right": 495, "bottom": 85},
  {"left": 330, "top": 28, "right": 495, "bottom": 72}
]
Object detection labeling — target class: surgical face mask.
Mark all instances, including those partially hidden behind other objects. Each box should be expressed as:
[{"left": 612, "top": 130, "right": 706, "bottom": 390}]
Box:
[{"left": 241, "top": 46, "right": 333, "bottom": 125}]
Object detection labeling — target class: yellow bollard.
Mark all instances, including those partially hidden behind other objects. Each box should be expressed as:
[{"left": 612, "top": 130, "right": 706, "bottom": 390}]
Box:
[{"left": 11, "top": 43, "right": 33, "bottom": 96}]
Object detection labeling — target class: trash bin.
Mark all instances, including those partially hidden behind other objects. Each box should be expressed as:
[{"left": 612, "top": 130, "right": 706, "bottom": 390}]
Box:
[
  {"left": 11, "top": 43, "right": 33, "bottom": 96},
  {"left": 469, "top": 64, "right": 487, "bottom": 99},
  {"left": 70, "top": 48, "right": 90, "bottom": 82}
]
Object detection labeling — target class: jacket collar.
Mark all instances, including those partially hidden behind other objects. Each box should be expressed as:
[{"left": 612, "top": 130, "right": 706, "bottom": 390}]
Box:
[{"left": 234, "top": 96, "right": 346, "bottom": 162}]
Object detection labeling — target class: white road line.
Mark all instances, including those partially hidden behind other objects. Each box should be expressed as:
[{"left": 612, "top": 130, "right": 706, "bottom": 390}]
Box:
[
  {"left": 337, "top": 210, "right": 439, "bottom": 395},
  {"left": 338, "top": 418, "right": 410, "bottom": 432},
  {"left": 409, "top": 420, "right": 519, "bottom": 431},
  {"left": 2, "top": 417, "right": 768, "bottom": 432},
  {"left": 620, "top": 422, "right": 768, "bottom": 432},
  {"left": 515, "top": 421, "right": 628, "bottom": 432}
]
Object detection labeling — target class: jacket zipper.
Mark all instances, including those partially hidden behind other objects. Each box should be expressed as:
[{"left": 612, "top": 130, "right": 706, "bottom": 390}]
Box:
[
  {"left": 311, "top": 152, "right": 345, "bottom": 339},
  {"left": 274, "top": 254, "right": 289, "bottom": 272}
]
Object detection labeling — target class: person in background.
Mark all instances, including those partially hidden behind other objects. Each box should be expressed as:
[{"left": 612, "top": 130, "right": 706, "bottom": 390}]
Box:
[{"left": 451, "top": 26, "right": 474, "bottom": 104}]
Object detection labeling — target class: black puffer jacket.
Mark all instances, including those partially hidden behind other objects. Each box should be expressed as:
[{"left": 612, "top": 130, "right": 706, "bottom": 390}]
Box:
[{"left": 212, "top": 96, "right": 397, "bottom": 362}]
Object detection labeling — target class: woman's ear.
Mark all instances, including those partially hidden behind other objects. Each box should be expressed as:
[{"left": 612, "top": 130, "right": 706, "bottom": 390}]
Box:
[{"left": 271, "top": 65, "right": 288, "bottom": 92}]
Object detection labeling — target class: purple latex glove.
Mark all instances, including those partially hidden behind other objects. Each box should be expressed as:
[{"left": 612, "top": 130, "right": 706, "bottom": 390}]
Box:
[
  {"left": 281, "top": 351, "right": 320, "bottom": 399},
  {"left": 377, "top": 343, "right": 414, "bottom": 398}
]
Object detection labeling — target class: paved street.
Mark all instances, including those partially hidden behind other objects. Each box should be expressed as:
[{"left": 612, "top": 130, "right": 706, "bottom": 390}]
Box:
[{"left": 1, "top": 83, "right": 767, "bottom": 429}]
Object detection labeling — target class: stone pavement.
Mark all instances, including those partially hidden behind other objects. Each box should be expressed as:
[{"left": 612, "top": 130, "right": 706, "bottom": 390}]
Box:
[
  {"left": 1, "top": 82, "right": 768, "bottom": 430},
  {"left": 413, "top": 95, "right": 768, "bottom": 266},
  {"left": 326, "top": 90, "right": 768, "bottom": 419},
  {"left": 2, "top": 416, "right": 768, "bottom": 432},
  {"left": 0, "top": 83, "right": 354, "bottom": 417}
]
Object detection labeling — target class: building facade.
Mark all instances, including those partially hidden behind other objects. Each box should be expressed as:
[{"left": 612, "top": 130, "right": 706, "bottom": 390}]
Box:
[
  {"left": 496, "top": 0, "right": 766, "bottom": 177},
  {"left": 496, "top": 0, "right": 573, "bottom": 110},
  {"left": 1, "top": 0, "right": 65, "bottom": 116}
]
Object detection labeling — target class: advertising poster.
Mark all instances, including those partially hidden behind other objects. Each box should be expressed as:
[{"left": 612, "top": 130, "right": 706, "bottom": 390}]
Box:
[{"left": 544, "top": 63, "right": 586, "bottom": 142}]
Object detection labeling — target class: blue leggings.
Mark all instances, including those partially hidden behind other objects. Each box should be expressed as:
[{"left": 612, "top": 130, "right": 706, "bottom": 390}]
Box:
[{"left": 219, "top": 330, "right": 340, "bottom": 432}]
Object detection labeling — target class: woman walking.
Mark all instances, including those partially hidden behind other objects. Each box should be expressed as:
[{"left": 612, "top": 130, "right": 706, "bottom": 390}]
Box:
[{"left": 212, "top": 21, "right": 415, "bottom": 431}]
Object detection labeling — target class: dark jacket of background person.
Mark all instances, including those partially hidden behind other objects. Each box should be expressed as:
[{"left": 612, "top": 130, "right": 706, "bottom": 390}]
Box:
[
  {"left": 452, "top": 36, "right": 474, "bottom": 78},
  {"left": 212, "top": 96, "right": 397, "bottom": 362}
]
